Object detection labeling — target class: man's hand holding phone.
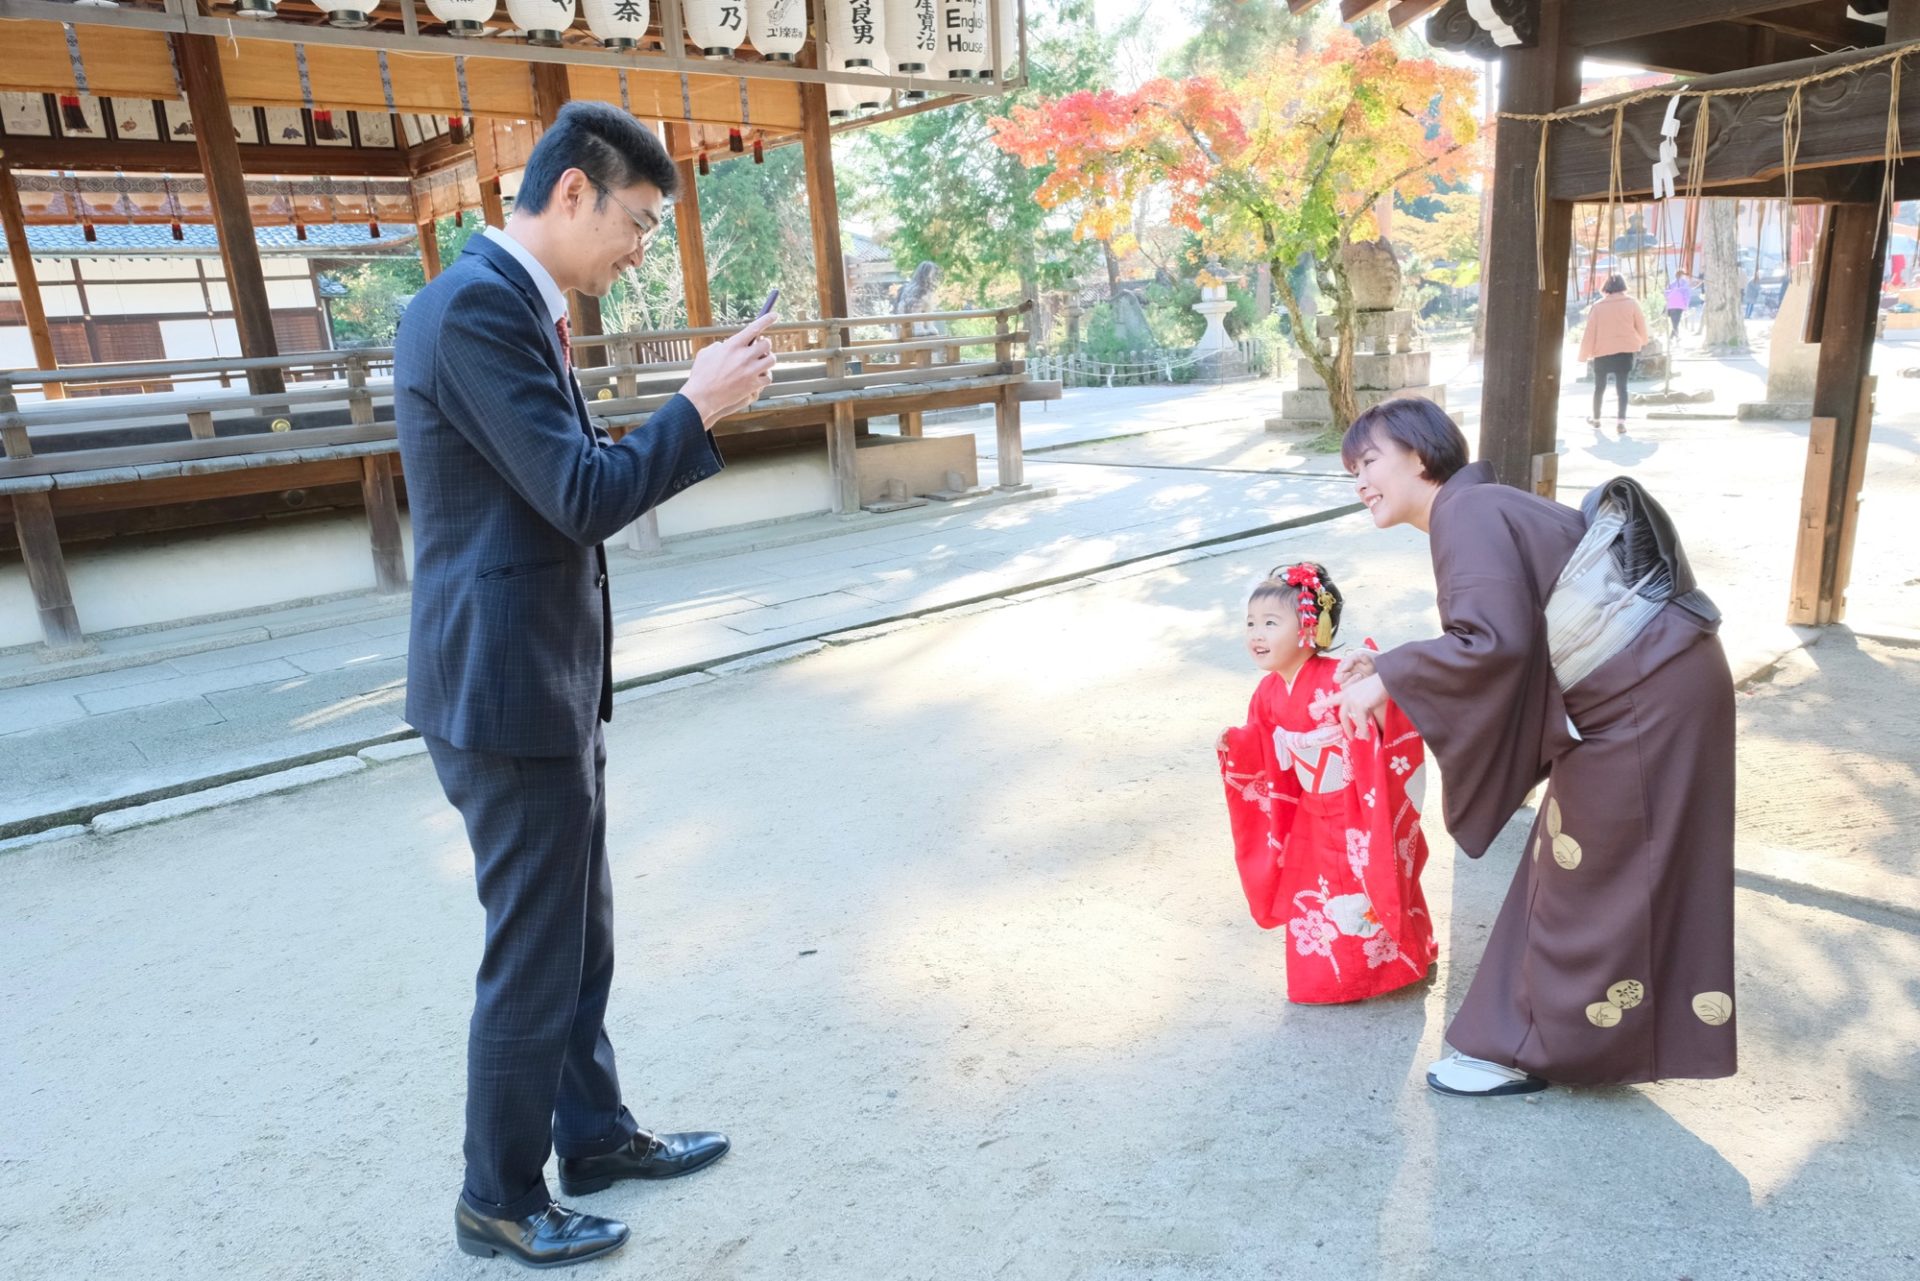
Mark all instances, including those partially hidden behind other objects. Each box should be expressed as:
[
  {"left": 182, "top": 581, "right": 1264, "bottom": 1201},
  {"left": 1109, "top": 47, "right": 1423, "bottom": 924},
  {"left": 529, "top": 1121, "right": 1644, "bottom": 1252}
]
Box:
[{"left": 682, "top": 290, "right": 780, "bottom": 426}]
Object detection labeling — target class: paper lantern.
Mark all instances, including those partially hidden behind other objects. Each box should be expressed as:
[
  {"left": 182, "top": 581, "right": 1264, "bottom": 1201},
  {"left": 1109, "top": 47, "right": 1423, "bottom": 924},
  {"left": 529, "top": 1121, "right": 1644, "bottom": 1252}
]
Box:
[
  {"left": 425, "top": 0, "right": 496, "bottom": 36},
  {"left": 684, "top": 0, "right": 747, "bottom": 58},
  {"left": 934, "top": 0, "right": 988, "bottom": 79},
  {"left": 826, "top": 79, "right": 862, "bottom": 122},
  {"left": 884, "top": 0, "right": 937, "bottom": 75},
  {"left": 825, "top": 0, "right": 886, "bottom": 70},
  {"left": 230, "top": 0, "right": 277, "bottom": 16},
  {"left": 507, "top": 0, "right": 575, "bottom": 45},
  {"left": 583, "top": 0, "right": 649, "bottom": 49},
  {"left": 319, "top": 0, "right": 379, "bottom": 27},
  {"left": 851, "top": 47, "right": 892, "bottom": 111},
  {"left": 746, "top": 0, "right": 807, "bottom": 63}
]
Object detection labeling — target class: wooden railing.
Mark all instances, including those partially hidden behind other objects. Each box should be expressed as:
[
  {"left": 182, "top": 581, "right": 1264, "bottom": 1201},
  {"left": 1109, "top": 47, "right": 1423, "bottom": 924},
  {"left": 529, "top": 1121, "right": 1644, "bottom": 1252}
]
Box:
[{"left": 1, "top": 305, "right": 1054, "bottom": 653}]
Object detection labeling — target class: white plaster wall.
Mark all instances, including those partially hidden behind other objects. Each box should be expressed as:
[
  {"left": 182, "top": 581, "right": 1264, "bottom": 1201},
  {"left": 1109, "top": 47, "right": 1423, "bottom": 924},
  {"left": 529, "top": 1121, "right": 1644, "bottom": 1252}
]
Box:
[
  {"left": 0, "top": 513, "right": 418, "bottom": 650},
  {"left": 649, "top": 447, "right": 834, "bottom": 539},
  {"left": 0, "top": 327, "right": 38, "bottom": 370},
  {"left": 158, "top": 319, "right": 226, "bottom": 361},
  {"left": 1, "top": 450, "right": 833, "bottom": 648}
]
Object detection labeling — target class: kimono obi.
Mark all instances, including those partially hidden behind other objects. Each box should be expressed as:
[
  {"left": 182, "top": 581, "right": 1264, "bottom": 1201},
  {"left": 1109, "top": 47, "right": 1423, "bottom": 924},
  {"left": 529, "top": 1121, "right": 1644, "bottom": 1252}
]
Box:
[{"left": 1544, "top": 477, "right": 1718, "bottom": 694}]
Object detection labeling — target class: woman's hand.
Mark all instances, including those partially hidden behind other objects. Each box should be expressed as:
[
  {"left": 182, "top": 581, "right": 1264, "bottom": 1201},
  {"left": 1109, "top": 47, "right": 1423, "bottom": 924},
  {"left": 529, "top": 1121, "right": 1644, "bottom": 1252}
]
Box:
[
  {"left": 1329, "top": 673, "right": 1388, "bottom": 741},
  {"left": 1334, "top": 651, "right": 1377, "bottom": 686}
]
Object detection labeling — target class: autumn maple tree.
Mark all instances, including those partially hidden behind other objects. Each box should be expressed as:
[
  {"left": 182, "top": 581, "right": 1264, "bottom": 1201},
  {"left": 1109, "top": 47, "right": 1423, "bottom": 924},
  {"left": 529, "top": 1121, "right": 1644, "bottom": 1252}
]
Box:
[{"left": 992, "top": 32, "right": 1478, "bottom": 426}]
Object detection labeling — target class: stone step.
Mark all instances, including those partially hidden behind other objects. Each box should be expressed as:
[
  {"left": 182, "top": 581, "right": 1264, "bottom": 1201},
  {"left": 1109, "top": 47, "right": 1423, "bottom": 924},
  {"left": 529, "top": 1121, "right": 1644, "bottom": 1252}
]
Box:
[
  {"left": 1296, "top": 349, "right": 1431, "bottom": 391},
  {"left": 1268, "top": 384, "right": 1446, "bottom": 425}
]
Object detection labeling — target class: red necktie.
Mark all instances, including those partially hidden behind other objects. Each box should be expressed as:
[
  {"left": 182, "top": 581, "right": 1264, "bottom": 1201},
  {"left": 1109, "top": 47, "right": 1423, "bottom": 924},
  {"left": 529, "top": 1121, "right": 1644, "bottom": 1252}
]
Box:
[{"left": 555, "top": 314, "right": 572, "bottom": 370}]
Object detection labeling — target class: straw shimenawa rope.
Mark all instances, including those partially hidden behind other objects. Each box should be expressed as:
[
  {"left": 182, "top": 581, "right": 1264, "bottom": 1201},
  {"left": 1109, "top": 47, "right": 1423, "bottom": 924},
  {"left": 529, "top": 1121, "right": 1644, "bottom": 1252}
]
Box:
[{"left": 1504, "top": 42, "right": 1919, "bottom": 286}]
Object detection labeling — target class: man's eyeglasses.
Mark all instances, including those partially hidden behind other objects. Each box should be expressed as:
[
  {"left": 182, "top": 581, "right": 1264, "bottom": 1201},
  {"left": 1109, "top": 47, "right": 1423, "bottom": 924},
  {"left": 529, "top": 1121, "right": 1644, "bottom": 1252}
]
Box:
[{"left": 595, "top": 184, "right": 665, "bottom": 249}]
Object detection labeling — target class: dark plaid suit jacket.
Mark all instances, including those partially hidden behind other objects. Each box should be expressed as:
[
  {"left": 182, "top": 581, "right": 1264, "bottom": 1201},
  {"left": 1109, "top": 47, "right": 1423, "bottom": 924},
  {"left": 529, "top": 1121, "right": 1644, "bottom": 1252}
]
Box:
[{"left": 394, "top": 234, "right": 722, "bottom": 756}]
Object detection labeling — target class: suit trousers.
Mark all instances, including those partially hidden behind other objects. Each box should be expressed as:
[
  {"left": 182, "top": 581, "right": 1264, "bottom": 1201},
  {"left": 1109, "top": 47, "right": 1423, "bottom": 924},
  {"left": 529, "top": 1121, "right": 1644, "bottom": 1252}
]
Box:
[{"left": 425, "top": 725, "right": 640, "bottom": 1218}]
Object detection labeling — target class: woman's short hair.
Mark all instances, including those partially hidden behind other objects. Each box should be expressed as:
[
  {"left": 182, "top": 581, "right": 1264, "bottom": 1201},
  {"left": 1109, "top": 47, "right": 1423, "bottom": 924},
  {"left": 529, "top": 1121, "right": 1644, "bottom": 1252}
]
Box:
[
  {"left": 1603, "top": 274, "right": 1627, "bottom": 293},
  {"left": 515, "top": 101, "right": 679, "bottom": 215},
  {"left": 1340, "top": 397, "right": 1470, "bottom": 482}
]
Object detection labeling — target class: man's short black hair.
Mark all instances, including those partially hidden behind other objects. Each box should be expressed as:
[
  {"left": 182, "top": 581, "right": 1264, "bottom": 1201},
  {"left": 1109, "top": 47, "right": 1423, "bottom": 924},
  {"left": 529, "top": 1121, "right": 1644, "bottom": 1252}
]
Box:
[
  {"left": 515, "top": 101, "right": 678, "bottom": 216},
  {"left": 1340, "top": 397, "right": 1470, "bottom": 482}
]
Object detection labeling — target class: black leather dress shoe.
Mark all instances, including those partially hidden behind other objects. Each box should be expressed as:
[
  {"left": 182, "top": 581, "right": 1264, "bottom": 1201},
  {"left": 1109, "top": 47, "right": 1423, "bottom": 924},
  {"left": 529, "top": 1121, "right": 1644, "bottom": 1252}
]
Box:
[
  {"left": 557, "top": 1129, "right": 731, "bottom": 1196},
  {"left": 454, "top": 1198, "right": 629, "bottom": 1269}
]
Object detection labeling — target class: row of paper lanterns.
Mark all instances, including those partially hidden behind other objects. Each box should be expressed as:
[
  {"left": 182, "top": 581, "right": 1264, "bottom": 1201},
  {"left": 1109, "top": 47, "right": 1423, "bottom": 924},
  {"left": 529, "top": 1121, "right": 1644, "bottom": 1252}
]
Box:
[{"left": 238, "top": 0, "right": 1020, "bottom": 84}]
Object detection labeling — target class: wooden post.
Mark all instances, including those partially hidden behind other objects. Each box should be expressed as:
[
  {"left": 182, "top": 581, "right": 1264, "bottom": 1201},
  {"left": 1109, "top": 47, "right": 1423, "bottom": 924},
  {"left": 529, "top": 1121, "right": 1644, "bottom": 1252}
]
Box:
[
  {"left": 1476, "top": 0, "right": 1578, "bottom": 489},
  {"left": 480, "top": 177, "right": 507, "bottom": 230},
  {"left": 993, "top": 309, "right": 1025, "bottom": 489},
  {"left": 347, "top": 354, "right": 408, "bottom": 592},
  {"left": 1790, "top": 201, "right": 1886, "bottom": 625},
  {"left": 0, "top": 163, "right": 62, "bottom": 399},
  {"left": 527, "top": 64, "right": 604, "bottom": 361},
  {"left": 173, "top": 34, "right": 283, "bottom": 397},
  {"left": 667, "top": 124, "right": 714, "bottom": 339},
  {"left": 416, "top": 207, "right": 442, "bottom": 280},
  {"left": 799, "top": 82, "right": 851, "bottom": 324},
  {"left": 1, "top": 414, "right": 85, "bottom": 650}
]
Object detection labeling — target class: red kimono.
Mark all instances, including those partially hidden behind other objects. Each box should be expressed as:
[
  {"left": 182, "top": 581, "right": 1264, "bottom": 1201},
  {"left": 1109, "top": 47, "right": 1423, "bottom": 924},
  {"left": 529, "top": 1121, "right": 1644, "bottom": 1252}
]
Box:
[{"left": 1217, "top": 652, "right": 1437, "bottom": 1004}]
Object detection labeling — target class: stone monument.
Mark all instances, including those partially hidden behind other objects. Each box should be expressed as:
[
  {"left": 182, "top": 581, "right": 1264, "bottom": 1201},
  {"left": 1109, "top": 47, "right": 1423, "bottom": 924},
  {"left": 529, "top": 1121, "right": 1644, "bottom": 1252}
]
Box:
[
  {"left": 1266, "top": 237, "right": 1444, "bottom": 431},
  {"left": 1738, "top": 261, "right": 1818, "bottom": 419}
]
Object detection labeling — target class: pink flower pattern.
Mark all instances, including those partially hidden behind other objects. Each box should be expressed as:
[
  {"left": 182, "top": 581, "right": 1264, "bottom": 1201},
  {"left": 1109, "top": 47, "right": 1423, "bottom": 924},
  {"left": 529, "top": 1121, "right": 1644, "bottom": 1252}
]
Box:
[{"left": 1364, "top": 933, "right": 1401, "bottom": 969}]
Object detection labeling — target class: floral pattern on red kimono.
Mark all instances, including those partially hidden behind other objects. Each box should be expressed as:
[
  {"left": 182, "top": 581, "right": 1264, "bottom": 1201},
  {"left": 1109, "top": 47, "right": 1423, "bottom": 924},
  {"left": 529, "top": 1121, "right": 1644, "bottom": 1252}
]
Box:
[{"left": 1217, "top": 649, "right": 1438, "bottom": 1004}]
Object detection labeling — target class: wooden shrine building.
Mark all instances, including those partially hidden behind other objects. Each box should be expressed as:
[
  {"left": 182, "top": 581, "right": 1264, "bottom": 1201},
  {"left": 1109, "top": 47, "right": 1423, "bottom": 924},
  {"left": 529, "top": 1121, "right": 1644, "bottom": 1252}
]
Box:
[
  {"left": 1294, "top": 1, "right": 1907, "bottom": 629},
  {"left": 0, "top": 1, "right": 1046, "bottom": 653}
]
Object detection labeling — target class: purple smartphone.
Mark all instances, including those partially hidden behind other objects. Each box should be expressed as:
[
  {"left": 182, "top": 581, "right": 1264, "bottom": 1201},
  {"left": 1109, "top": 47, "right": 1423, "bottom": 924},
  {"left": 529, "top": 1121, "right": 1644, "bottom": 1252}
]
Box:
[{"left": 757, "top": 288, "right": 780, "bottom": 318}]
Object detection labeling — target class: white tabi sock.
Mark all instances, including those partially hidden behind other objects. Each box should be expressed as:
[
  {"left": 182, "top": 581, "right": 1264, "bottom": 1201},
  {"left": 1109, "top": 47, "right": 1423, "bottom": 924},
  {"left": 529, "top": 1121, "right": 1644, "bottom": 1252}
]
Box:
[{"left": 1426, "top": 1051, "right": 1551, "bottom": 1098}]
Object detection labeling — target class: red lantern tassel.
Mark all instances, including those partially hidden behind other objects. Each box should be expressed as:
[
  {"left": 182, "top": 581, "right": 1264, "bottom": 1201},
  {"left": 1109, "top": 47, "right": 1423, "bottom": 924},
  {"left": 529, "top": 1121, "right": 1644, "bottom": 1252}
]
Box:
[
  {"left": 60, "top": 95, "right": 89, "bottom": 132},
  {"left": 295, "top": 220, "right": 308, "bottom": 242},
  {"left": 697, "top": 151, "right": 709, "bottom": 176},
  {"left": 448, "top": 115, "right": 466, "bottom": 143},
  {"left": 368, "top": 218, "right": 380, "bottom": 238},
  {"left": 454, "top": 209, "right": 464, "bottom": 228},
  {"left": 313, "top": 110, "right": 337, "bottom": 141},
  {"left": 728, "top": 127, "right": 744, "bottom": 154},
  {"left": 170, "top": 219, "right": 183, "bottom": 241},
  {"left": 752, "top": 136, "right": 764, "bottom": 164}
]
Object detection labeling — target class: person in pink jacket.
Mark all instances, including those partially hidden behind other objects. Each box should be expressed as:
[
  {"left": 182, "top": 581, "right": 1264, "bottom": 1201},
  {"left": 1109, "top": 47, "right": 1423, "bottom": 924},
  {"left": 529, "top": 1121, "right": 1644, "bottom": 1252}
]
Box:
[{"left": 1578, "top": 275, "right": 1649, "bottom": 435}]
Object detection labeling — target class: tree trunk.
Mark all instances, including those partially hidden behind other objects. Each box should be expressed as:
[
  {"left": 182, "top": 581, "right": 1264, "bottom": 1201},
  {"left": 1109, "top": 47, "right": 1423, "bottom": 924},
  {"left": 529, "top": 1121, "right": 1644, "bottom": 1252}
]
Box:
[
  {"left": 1324, "top": 240, "right": 1360, "bottom": 428},
  {"left": 1702, "top": 198, "right": 1750, "bottom": 354},
  {"left": 1104, "top": 242, "right": 1121, "bottom": 300}
]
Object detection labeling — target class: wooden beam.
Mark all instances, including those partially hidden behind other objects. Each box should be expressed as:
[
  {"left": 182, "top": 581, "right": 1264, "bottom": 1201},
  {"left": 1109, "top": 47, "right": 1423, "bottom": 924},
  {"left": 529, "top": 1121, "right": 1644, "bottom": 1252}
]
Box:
[
  {"left": 667, "top": 124, "right": 714, "bottom": 335},
  {"left": 174, "top": 33, "right": 283, "bottom": 397},
  {"left": 359, "top": 453, "right": 409, "bottom": 594},
  {"left": 0, "top": 134, "right": 410, "bottom": 179},
  {"left": 417, "top": 218, "right": 442, "bottom": 279},
  {"left": 1586, "top": 23, "right": 1828, "bottom": 77},
  {"left": 0, "top": 163, "right": 62, "bottom": 399},
  {"left": 1477, "top": 0, "right": 1578, "bottom": 490},
  {"left": 1389, "top": 0, "right": 1448, "bottom": 28},
  {"left": 1565, "top": 0, "right": 1836, "bottom": 46},
  {"left": 1546, "top": 43, "right": 1920, "bottom": 202},
  {"left": 1743, "top": 4, "right": 1884, "bottom": 47}
]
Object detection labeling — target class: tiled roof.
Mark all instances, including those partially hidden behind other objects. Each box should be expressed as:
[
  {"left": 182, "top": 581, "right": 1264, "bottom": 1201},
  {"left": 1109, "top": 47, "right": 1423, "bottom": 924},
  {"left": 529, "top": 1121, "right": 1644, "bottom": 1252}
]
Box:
[{"left": 3, "top": 222, "right": 420, "bottom": 258}]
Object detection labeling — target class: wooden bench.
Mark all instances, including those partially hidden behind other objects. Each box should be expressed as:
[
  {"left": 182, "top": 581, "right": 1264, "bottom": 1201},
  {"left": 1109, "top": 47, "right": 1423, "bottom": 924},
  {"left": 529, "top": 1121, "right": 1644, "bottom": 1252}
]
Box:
[{"left": 2, "top": 307, "right": 1055, "bottom": 652}]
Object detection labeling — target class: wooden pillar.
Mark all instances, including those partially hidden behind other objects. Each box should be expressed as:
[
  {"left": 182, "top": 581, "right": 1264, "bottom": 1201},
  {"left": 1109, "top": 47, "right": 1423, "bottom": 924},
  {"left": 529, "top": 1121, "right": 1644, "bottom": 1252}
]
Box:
[
  {"left": 0, "top": 164, "right": 62, "bottom": 399},
  {"left": 172, "top": 34, "right": 283, "bottom": 396},
  {"left": 528, "top": 64, "right": 604, "bottom": 359},
  {"left": 799, "top": 83, "right": 851, "bottom": 323},
  {"left": 1475, "top": 0, "right": 1577, "bottom": 492},
  {"left": 1789, "top": 206, "right": 1885, "bottom": 626},
  {"left": 416, "top": 212, "right": 442, "bottom": 279},
  {"left": 0, "top": 413, "right": 84, "bottom": 650},
  {"left": 667, "top": 124, "right": 714, "bottom": 336},
  {"left": 994, "top": 310, "right": 1025, "bottom": 490},
  {"left": 474, "top": 122, "right": 508, "bottom": 228},
  {"left": 1890, "top": 0, "right": 1920, "bottom": 44}
]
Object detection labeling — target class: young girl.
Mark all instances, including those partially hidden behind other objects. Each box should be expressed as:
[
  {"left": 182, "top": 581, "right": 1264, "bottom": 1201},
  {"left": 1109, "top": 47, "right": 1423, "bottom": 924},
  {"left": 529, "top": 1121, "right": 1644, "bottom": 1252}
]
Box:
[{"left": 1216, "top": 562, "right": 1437, "bottom": 1004}]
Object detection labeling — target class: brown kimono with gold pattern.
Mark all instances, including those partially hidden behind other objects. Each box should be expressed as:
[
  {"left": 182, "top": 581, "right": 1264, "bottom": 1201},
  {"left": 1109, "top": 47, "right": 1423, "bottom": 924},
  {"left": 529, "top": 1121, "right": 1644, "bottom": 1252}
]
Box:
[{"left": 1373, "top": 463, "right": 1736, "bottom": 1085}]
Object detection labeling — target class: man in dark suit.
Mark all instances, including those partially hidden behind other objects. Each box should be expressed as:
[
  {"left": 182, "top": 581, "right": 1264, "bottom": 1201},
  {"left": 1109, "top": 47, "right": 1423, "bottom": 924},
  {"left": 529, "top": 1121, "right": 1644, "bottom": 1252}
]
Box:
[{"left": 395, "top": 101, "right": 775, "bottom": 1269}]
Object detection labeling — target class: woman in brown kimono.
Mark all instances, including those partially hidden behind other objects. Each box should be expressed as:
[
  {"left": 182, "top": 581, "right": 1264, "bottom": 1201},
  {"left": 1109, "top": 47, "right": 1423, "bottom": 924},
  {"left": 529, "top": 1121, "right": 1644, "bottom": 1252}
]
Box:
[{"left": 1326, "top": 398, "right": 1736, "bottom": 1097}]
